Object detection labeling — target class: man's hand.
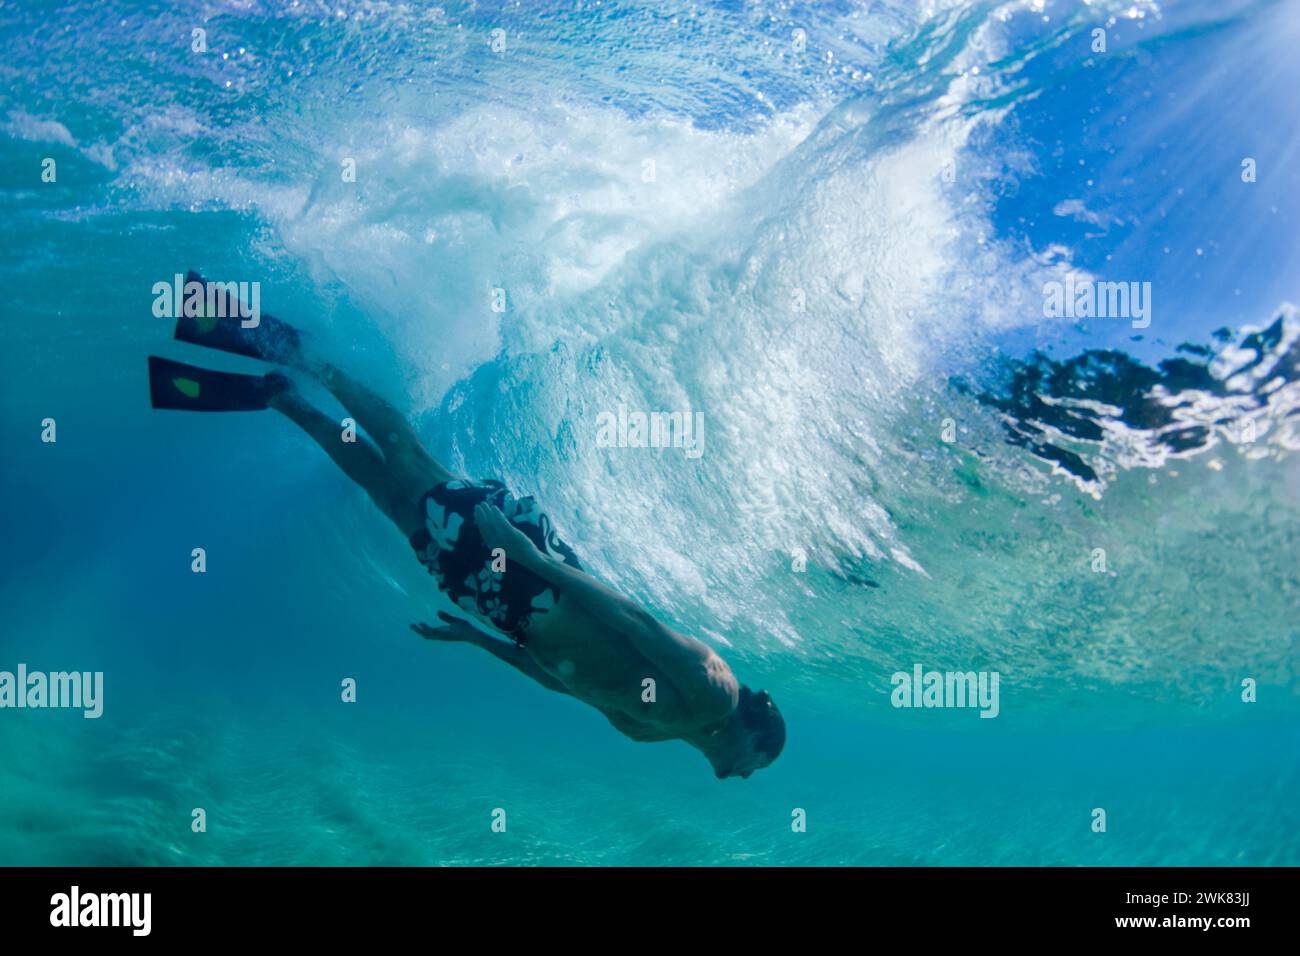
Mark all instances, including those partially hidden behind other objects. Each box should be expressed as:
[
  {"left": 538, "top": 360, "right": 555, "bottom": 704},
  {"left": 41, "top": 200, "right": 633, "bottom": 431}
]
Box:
[
  {"left": 411, "top": 611, "right": 483, "bottom": 643},
  {"left": 474, "top": 501, "right": 538, "bottom": 561}
]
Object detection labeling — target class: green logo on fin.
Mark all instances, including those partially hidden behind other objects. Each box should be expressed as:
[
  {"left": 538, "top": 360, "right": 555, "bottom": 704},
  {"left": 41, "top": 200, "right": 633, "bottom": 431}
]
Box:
[
  {"left": 195, "top": 309, "right": 219, "bottom": 333},
  {"left": 173, "top": 377, "right": 201, "bottom": 399}
]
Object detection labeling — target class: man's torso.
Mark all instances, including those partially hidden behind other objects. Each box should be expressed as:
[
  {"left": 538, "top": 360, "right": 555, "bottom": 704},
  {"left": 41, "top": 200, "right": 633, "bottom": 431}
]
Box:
[{"left": 523, "top": 595, "right": 714, "bottom": 742}]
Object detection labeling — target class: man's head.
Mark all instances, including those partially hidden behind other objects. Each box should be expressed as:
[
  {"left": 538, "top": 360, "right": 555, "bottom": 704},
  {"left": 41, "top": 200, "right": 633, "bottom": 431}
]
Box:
[{"left": 709, "top": 686, "right": 786, "bottom": 779}]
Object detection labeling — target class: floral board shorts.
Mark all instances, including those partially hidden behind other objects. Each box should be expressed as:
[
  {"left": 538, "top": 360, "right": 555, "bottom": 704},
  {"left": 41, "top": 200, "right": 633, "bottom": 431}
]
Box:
[{"left": 408, "top": 479, "right": 583, "bottom": 645}]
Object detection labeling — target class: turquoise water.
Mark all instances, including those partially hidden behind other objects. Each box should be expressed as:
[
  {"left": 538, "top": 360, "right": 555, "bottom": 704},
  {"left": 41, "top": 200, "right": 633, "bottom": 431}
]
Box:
[{"left": 1, "top": 0, "right": 1298, "bottom": 866}]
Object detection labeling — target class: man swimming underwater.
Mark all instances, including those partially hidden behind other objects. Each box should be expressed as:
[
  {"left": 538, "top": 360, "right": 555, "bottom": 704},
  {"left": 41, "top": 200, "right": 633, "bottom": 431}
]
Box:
[{"left": 147, "top": 273, "right": 785, "bottom": 779}]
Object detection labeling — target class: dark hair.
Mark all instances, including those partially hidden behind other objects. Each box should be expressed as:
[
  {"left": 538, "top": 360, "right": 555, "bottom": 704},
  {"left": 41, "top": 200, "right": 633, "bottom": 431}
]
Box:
[{"left": 738, "top": 686, "right": 786, "bottom": 762}]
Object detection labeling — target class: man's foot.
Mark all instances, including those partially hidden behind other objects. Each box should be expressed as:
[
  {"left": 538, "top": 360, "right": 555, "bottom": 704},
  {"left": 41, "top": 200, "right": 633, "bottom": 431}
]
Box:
[
  {"left": 147, "top": 356, "right": 284, "bottom": 412},
  {"left": 173, "top": 270, "right": 306, "bottom": 367},
  {"left": 264, "top": 371, "right": 298, "bottom": 410}
]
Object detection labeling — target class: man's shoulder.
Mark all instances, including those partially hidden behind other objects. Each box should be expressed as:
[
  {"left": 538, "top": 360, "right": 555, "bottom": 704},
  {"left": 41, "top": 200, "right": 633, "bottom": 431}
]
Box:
[{"left": 696, "top": 651, "right": 740, "bottom": 719}]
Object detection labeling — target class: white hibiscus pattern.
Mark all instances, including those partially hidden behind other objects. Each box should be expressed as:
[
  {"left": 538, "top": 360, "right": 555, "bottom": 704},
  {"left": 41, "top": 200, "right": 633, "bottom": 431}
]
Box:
[
  {"left": 411, "top": 479, "right": 582, "bottom": 642},
  {"left": 424, "top": 494, "right": 464, "bottom": 552}
]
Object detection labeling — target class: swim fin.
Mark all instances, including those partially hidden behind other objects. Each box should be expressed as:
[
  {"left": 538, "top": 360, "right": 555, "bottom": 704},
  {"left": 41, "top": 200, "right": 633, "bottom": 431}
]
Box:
[
  {"left": 148, "top": 356, "right": 284, "bottom": 412},
  {"left": 172, "top": 270, "right": 302, "bottom": 364}
]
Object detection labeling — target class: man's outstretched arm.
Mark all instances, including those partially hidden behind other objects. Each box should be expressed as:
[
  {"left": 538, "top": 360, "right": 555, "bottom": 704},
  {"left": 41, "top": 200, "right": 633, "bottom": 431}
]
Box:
[{"left": 412, "top": 613, "right": 573, "bottom": 696}]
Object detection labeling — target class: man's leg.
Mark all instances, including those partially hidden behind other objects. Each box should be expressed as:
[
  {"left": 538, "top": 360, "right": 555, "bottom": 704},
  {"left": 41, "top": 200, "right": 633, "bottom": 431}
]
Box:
[
  {"left": 306, "top": 361, "right": 459, "bottom": 493},
  {"left": 269, "top": 381, "right": 425, "bottom": 537}
]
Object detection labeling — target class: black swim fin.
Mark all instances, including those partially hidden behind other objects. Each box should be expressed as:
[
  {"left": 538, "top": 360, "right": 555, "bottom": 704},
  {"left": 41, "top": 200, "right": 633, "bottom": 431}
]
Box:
[
  {"left": 148, "top": 356, "right": 284, "bottom": 412},
  {"left": 172, "top": 270, "right": 302, "bottom": 364}
]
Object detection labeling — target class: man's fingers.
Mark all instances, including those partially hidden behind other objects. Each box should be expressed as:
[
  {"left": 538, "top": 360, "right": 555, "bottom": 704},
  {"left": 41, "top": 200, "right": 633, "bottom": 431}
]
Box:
[
  {"left": 411, "top": 622, "right": 451, "bottom": 640},
  {"left": 429, "top": 610, "right": 481, "bottom": 640}
]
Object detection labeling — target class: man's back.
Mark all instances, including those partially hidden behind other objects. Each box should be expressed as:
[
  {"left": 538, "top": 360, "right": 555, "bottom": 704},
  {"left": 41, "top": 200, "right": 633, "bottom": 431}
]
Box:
[{"left": 524, "top": 593, "right": 718, "bottom": 741}]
